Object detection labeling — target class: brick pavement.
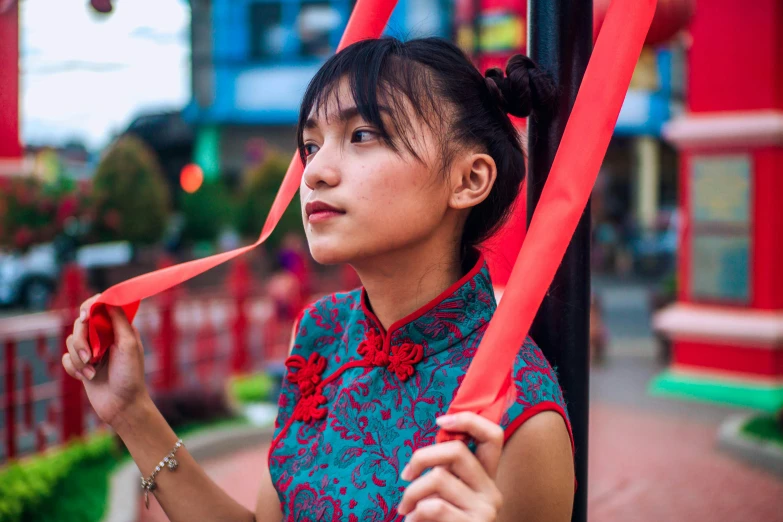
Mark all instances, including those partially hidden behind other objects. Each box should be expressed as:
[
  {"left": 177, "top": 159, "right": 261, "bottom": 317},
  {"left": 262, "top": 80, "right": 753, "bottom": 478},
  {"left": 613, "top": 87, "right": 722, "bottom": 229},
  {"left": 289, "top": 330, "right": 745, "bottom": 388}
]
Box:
[{"left": 138, "top": 402, "right": 783, "bottom": 522}]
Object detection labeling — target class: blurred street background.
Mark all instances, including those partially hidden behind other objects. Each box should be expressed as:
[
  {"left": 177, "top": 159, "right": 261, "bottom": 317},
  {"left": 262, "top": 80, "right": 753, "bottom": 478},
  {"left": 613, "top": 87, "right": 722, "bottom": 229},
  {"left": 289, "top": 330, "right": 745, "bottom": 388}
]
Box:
[{"left": 1, "top": 1, "right": 781, "bottom": 521}]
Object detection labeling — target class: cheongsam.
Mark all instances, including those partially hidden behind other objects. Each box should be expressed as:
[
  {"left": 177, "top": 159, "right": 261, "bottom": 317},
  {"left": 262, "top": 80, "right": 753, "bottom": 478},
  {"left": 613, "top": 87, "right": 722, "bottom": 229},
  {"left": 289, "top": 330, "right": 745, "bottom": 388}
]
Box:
[{"left": 268, "top": 251, "right": 572, "bottom": 521}]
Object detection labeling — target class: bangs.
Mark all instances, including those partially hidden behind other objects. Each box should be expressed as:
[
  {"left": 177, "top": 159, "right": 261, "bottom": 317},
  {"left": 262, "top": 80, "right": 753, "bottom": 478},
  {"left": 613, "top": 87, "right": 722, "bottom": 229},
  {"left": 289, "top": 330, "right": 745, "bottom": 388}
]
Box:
[{"left": 296, "top": 38, "right": 445, "bottom": 166}]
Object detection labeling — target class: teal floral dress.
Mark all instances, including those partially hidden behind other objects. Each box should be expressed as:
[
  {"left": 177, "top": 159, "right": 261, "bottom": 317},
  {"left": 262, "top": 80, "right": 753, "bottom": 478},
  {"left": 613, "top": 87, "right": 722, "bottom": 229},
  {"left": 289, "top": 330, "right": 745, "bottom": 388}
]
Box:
[{"left": 268, "top": 252, "right": 572, "bottom": 521}]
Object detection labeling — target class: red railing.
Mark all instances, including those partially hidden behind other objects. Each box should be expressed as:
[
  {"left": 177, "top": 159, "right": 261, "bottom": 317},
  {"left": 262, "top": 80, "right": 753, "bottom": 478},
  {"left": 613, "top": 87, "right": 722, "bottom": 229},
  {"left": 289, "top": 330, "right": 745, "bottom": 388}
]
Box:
[{"left": 0, "top": 257, "right": 296, "bottom": 464}]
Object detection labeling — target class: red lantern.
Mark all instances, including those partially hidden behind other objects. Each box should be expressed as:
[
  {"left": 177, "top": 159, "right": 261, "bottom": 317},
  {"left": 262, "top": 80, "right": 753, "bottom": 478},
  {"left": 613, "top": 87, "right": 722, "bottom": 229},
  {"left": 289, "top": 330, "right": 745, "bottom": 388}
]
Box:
[
  {"left": 90, "top": 0, "right": 113, "bottom": 14},
  {"left": 594, "top": 0, "right": 695, "bottom": 46}
]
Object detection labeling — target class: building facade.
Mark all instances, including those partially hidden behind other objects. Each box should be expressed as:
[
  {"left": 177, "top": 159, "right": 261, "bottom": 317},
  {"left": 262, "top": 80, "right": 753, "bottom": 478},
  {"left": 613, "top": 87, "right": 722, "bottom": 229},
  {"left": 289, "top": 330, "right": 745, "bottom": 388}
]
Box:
[
  {"left": 653, "top": 0, "right": 783, "bottom": 413},
  {"left": 186, "top": 0, "right": 454, "bottom": 182}
]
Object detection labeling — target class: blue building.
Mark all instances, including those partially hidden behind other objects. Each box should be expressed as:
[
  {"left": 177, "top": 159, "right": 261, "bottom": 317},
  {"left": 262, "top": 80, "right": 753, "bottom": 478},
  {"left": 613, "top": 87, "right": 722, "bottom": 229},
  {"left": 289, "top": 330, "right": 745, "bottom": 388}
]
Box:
[
  {"left": 186, "top": 0, "right": 453, "bottom": 180},
  {"left": 591, "top": 44, "right": 686, "bottom": 274}
]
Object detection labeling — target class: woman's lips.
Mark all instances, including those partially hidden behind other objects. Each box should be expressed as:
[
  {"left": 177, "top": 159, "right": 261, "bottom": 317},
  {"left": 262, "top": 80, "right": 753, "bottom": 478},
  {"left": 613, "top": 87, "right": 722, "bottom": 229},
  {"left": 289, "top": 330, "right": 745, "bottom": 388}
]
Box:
[{"left": 308, "top": 210, "right": 344, "bottom": 223}]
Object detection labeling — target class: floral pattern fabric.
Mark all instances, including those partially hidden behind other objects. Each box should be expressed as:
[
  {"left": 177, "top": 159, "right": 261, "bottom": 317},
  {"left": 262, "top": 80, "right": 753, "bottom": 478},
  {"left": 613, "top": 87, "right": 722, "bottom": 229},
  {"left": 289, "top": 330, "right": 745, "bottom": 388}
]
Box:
[{"left": 268, "top": 253, "right": 571, "bottom": 521}]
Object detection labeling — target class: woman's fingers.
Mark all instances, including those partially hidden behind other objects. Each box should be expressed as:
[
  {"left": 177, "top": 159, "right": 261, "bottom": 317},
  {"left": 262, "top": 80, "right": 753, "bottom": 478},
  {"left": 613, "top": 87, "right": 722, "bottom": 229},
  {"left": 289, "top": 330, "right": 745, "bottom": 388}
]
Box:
[
  {"left": 61, "top": 352, "right": 86, "bottom": 381},
  {"left": 405, "top": 497, "right": 471, "bottom": 522},
  {"left": 403, "top": 440, "right": 490, "bottom": 493},
  {"left": 106, "top": 305, "right": 140, "bottom": 353},
  {"left": 71, "top": 315, "right": 92, "bottom": 362},
  {"left": 79, "top": 293, "right": 101, "bottom": 322},
  {"left": 400, "top": 414, "right": 506, "bottom": 520},
  {"left": 69, "top": 293, "right": 101, "bottom": 367},
  {"left": 398, "top": 465, "right": 476, "bottom": 516},
  {"left": 65, "top": 334, "right": 95, "bottom": 380},
  {"left": 436, "top": 412, "right": 505, "bottom": 478}
]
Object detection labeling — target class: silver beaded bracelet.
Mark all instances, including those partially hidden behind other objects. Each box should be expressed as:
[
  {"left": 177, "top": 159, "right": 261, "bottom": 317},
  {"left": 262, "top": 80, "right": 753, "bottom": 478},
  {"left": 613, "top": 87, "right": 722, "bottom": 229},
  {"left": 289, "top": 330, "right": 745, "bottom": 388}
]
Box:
[{"left": 141, "top": 438, "right": 183, "bottom": 509}]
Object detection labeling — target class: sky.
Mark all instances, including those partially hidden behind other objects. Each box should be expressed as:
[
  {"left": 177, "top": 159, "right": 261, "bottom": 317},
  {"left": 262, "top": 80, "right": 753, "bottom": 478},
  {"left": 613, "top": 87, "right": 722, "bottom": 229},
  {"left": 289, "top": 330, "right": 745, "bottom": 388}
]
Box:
[{"left": 20, "top": 0, "right": 190, "bottom": 150}]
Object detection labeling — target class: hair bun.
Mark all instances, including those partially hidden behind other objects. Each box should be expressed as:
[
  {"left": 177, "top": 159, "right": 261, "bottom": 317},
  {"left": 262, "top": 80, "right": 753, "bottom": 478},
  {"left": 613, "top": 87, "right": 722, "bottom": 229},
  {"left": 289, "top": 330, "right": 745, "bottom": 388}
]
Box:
[{"left": 484, "top": 55, "right": 556, "bottom": 118}]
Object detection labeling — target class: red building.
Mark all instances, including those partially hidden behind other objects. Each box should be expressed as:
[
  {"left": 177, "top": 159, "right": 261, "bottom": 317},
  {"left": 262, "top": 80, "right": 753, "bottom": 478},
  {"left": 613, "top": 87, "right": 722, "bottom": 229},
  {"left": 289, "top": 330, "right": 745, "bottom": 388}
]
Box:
[
  {"left": 0, "top": 1, "right": 22, "bottom": 176},
  {"left": 653, "top": 0, "right": 783, "bottom": 412}
]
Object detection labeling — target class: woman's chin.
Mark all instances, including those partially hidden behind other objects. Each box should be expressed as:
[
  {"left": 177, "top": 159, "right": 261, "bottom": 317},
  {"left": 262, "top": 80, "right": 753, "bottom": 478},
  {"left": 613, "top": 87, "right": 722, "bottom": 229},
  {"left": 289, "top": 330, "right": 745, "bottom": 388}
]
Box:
[{"left": 307, "top": 239, "right": 352, "bottom": 266}]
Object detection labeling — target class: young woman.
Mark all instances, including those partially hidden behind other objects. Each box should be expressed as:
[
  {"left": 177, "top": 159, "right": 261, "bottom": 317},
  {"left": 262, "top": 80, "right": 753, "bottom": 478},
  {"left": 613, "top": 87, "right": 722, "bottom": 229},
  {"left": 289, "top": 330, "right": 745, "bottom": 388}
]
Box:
[{"left": 63, "top": 37, "right": 575, "bottom": 522}]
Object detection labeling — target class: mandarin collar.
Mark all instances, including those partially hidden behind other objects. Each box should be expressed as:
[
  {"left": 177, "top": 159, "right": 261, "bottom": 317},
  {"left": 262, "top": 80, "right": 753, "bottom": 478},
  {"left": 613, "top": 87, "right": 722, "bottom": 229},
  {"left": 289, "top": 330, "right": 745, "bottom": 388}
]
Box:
[{"left": 358, "top": 251, "right": 496, "bottom": 359}]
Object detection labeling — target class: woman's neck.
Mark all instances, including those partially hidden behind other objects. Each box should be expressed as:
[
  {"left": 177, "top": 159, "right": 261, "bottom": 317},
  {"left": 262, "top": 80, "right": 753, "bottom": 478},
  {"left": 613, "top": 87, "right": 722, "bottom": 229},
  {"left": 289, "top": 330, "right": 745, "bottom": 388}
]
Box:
[{"left": 352, "top": 242, "right": 467, "bottom": 333}]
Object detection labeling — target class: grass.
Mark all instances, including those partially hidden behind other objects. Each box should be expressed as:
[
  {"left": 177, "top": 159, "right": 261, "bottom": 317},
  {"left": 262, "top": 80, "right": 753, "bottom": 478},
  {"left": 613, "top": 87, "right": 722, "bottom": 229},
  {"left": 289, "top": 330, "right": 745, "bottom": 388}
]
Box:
[{"left": 741, "top": 414, "right": 783, "bottom": 447}]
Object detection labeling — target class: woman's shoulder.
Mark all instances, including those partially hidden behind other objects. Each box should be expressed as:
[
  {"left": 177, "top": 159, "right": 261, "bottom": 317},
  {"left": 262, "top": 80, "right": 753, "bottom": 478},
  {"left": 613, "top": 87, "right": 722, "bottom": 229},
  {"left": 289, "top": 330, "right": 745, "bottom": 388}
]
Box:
[
  {"left": 513, "top": 337, "right": 561, "bottom": 379},
  {"left": 500, "top": 336, "right": 573, "bottom": 448}
]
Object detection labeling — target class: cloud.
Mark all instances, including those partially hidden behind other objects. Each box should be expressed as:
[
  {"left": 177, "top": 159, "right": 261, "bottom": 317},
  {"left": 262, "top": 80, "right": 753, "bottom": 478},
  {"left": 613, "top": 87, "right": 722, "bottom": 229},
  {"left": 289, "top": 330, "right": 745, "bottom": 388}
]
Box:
[{"left": 20, "top": 0, "right": 191, "bottom": 150}]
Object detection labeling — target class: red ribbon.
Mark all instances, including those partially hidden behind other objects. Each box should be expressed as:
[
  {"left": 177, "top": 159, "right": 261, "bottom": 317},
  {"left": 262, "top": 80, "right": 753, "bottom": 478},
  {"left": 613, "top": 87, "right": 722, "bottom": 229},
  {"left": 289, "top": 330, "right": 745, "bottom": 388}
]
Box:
[
  {"left": 436, "top": 0, "right": 657, "bottom": 442},
  {"left": 84, "top": 0, "right": 657, "bottom": 445},
  {"left": 84, "top": 0, "right": 400, "bottom": 360}
]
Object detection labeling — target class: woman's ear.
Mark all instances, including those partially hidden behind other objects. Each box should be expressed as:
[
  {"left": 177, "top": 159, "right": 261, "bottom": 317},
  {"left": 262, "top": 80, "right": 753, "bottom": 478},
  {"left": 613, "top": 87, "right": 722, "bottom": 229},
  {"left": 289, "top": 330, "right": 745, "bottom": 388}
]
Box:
[{"left": 449, "top": 153, "right": 497, "bottom": 210}]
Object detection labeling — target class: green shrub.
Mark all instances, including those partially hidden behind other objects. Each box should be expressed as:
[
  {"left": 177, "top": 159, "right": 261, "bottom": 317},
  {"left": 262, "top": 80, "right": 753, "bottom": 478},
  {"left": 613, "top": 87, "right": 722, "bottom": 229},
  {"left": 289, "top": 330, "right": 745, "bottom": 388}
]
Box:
[
  {"left": 92, "top": 136, "right": 170, "bottom": 244},
  {"left": 0, "top": 418, "right": 251, "bottom": 522},
  {"left": 229, "top": 372, "right": 275, "bottom": 404},
  {"left": 0, "top": 433, "right": 119, "bottom": 522},
  {"left": 179, "top": 180, "right": 234, "bottom": 243},
  {"left": 235, "top": 153, "right": 303, "bottom": 248},
  {"left": 742, "top": 414, "right": 783, "bottom": 447}
]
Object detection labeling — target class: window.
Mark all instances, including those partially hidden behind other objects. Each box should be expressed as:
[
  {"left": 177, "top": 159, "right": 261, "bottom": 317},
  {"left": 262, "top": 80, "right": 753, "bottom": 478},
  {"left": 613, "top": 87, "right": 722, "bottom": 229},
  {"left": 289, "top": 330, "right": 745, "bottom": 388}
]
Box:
[
  {"left": 248, "top": 1, "right": 347, "bottom": 61},
  {"left": 249, "top": 3, "right": 285, "bottom": 60},
  {"left": 296, "top": 1, "right": 341, "bottom": 58}
]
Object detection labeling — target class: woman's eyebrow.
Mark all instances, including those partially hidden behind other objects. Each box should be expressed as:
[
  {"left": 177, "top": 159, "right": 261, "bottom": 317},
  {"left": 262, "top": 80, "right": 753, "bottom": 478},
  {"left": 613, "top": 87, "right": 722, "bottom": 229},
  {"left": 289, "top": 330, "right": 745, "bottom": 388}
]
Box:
[{"left": 304, "top": 105, "right": 392, "bottom": 130}]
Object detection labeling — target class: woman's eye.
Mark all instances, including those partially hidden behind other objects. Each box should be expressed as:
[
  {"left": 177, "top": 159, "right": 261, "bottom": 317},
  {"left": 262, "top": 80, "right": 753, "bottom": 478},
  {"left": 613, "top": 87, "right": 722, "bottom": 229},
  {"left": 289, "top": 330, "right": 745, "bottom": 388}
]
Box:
[
  {"left": 351, "top": 129, "right": 377, "bottom": 143},
  {"left": 303, "top": 143, "right": 319, "bottom": 158}
]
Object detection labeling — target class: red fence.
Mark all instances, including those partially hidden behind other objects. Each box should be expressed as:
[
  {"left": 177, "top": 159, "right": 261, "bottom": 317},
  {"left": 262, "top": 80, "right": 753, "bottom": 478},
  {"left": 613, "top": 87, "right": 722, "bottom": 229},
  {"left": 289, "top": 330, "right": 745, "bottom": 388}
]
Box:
[{"left": 0, "top": 258, "right": 296, "bottom": 464}]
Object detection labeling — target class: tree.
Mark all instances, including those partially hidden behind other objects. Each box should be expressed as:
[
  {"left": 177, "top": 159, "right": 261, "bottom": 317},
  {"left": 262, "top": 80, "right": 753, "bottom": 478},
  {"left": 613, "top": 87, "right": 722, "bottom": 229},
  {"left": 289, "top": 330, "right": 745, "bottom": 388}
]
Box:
[
  {"left": 236, "top": 153, "right": 303, "bottom": 249},
  {"left": 179, "top": 180, "right": 233, "bottom": 243},
  {"left": 92, "top": 136, "right": 170, "bottom": 244}
]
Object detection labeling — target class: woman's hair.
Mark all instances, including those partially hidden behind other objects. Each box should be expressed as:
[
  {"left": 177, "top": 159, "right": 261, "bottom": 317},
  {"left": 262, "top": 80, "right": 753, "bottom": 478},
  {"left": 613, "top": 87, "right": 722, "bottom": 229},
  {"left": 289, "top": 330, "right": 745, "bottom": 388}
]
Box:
[{"left": 297, "top": 37, "right": 556, "bottom": 259}]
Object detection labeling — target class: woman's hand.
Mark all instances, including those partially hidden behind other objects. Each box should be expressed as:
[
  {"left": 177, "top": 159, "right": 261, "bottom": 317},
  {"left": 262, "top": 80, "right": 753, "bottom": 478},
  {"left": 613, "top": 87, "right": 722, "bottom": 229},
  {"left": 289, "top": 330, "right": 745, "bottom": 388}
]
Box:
[
  {"left": 398, "top": 412, "right": 504, "bottom": 521},
  {"left": 61, "top": 295, "right": 150, "bottom": 428}
]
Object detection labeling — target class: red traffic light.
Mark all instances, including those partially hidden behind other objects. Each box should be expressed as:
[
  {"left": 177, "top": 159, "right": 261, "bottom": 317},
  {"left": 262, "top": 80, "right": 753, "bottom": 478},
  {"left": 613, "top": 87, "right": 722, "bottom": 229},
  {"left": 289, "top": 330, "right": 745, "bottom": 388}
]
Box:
[{"left": 180, "top": 163, "right": 204, "bottom": 193}]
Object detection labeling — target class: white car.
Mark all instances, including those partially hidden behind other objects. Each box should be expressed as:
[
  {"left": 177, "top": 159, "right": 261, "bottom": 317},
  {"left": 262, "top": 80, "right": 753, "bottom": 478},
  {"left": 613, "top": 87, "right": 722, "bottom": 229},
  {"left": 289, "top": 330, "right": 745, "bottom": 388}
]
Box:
[
  {"left": 0, "top": 243, "right": 59, "bottom": 311},
  {"left": 0, "top": 241, "right": 132, "bottom": 311}
]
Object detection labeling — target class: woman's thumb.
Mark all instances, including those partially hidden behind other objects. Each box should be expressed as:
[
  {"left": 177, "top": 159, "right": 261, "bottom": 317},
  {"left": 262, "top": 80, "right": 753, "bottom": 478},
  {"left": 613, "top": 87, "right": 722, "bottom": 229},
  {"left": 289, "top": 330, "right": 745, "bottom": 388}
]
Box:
[{"left": 106, "top": 305, "right": 137, "bottom": 348}]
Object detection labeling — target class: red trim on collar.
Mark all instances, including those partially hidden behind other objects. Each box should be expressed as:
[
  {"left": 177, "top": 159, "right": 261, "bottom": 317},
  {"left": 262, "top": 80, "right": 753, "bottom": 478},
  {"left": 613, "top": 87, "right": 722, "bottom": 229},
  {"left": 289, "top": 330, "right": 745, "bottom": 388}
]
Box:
[{"left": 360, "top": 250, "right": 487, "bottom": 337}]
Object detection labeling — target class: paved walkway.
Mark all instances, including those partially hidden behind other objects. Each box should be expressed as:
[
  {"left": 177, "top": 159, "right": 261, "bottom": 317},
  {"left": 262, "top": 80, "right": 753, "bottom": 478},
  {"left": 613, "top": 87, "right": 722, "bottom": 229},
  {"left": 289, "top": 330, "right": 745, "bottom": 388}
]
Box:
[
  {"left": 139, "top": 399, "right": 783, "bottom": 522},
  {"left": 139, "top": 279, "right": 783, "bottom": 521}
]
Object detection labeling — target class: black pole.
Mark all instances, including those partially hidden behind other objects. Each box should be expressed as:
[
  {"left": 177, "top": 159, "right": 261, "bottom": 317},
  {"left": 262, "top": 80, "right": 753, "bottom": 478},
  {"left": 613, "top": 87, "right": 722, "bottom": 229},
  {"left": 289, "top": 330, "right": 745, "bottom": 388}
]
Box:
[{"left": 526, "top": 2, "right": 592, "bottom": 522}]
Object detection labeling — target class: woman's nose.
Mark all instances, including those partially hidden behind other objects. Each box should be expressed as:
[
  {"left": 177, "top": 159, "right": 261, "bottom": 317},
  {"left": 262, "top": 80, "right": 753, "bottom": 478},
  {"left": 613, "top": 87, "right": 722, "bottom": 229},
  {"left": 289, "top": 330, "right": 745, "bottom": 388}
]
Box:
[{"left": 302, "top": 145, "right": 341, "bottom": 190}]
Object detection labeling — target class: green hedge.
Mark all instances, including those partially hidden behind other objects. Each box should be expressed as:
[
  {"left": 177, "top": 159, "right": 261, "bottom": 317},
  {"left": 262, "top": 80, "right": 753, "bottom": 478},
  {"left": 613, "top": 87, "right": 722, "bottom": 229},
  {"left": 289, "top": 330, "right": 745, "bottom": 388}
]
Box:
[
  {"left": 0, "top": 433, "right": 121, "bottom": 522},
  {"left": 0, "top": 375, "right": 267, "bottom": 522}
]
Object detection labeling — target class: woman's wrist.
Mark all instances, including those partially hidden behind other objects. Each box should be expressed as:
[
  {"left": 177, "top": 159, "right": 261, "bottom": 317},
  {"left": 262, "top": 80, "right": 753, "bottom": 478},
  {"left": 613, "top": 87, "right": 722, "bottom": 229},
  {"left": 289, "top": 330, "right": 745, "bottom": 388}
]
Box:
[{"left": 111, "top": 393, "right": 158, "bottom": 439}]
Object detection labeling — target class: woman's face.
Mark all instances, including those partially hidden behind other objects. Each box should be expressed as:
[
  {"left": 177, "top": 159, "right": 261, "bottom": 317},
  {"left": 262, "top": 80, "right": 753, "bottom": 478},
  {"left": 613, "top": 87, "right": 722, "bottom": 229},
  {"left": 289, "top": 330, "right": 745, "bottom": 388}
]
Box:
[{"left": 299, "top": 78, "right": 454, "bottom": 266}]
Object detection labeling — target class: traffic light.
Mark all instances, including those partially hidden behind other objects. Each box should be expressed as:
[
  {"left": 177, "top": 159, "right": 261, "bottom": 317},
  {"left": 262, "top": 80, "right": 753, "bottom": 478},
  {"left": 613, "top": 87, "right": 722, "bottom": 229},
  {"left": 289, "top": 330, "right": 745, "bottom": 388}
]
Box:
[{"left": 180, "top": 163, "right": 204, "bottom": 194}]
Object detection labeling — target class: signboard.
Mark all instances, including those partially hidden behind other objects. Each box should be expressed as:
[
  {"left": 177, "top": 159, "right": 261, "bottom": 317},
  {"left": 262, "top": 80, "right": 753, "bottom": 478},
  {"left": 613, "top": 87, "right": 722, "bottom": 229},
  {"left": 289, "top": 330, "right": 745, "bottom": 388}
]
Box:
[
  {"left": 689, "top": 155, "right": 751, "bottom": 303},
  {"left": 691, "top": 156, "right": 750, "bottom": 225}
]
